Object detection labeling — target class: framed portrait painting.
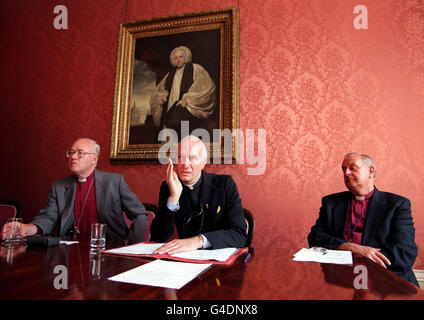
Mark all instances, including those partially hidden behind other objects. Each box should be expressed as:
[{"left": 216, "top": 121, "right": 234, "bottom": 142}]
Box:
[{"left": 110, "top": 8, "right": 240, "bottom": 163}]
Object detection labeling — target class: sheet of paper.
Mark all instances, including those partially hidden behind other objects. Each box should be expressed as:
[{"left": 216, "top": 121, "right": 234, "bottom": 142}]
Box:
[
  {"left": 293, "top": 247, "right": 353, "bottom": 265},
  {"left": 60, "top": 241, "right": 79, "bottom": 245},
  {"left": 105, "top": 242, "right": 164, "bottom": 255},
  {"left": 108, "top": 259, "right": 212, "bottom": 289},
  {"left": 171, "top": 247, "right": 238, "bottom": 262},
  {"left": 104, "top": 243, "right": 239, "bottom": 262}
]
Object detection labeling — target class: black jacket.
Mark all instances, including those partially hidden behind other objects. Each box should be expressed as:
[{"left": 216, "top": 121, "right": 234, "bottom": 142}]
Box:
[
  {"left": 308, "top": 188, "right": 418, "bottom": 286},
  {"left": 150, "top": 171, "right": 247, "bottom": 248}
]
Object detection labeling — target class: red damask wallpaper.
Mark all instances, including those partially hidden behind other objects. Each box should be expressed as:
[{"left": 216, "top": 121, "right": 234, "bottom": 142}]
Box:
[{"left": 0, "top": 0, "right": 423, "bottom": 268}]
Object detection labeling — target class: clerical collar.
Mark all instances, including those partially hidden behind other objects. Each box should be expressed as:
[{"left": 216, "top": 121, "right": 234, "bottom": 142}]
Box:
[
  {"left": 76, "top": 171, "right": 95, "bottom": 183},
  {"left": 183, "top": 175, "right": 202, "bottom": 191},
  {"left": 353, "top": 188, "right": 375, "bottom": 200}
]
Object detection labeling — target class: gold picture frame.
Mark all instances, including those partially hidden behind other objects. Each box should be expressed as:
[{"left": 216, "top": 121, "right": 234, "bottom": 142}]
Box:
[{"left": 110, "top": 8, "right": 240, "bottom": 163}]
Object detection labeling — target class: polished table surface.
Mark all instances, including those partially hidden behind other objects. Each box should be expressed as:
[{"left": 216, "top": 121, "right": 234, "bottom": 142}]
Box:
[{"left": 1, "top": 239, "right": 423, "bottom": 300}]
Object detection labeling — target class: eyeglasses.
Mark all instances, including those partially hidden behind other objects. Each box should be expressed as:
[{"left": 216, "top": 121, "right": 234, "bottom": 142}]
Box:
[
  {"left": 66, "top": 150, "right": 96, "bottom": 159},
  {"left": 183, "top": 204, "right": 205, "bottom": 236}
]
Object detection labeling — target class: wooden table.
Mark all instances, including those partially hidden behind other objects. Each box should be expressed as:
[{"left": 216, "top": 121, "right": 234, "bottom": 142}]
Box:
[{"left": 1, "top": 240, "right": 423, "bottom": 300}]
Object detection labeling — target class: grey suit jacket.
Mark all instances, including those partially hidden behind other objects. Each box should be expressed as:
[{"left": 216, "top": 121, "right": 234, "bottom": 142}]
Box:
[{"left": 31, "top": 169, "right": 148, "bottom": 243}]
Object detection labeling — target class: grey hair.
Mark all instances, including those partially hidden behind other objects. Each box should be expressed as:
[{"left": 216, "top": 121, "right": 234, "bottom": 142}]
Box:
[
  {"left": 343, "top": 152, "right": 376, "bottom": 177},
  {"left": 91, "top": 139, "right": 101, "bottom": 155},
  {"left": 180, "top": 135, "right": 207, "bottom": 162},
  {"left": 79, "top": 138, "right": 100, "bottom": 155},
  {"left": 169, "top": 46, "right": 192, "bottom": 67}
]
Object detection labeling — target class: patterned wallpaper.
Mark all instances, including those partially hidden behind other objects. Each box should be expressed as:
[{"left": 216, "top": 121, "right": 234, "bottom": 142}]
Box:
[{"left": 0, "top": 0, "right": 423, "bottom": 268}]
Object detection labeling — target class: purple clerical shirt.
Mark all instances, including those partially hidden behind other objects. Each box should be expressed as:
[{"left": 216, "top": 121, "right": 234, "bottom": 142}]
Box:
[
  {"left": 74, "top": 171, "right": 99, "bottom": 236},
  {"left": 343, "top": 188, "right": 375, "bottom": 244}
]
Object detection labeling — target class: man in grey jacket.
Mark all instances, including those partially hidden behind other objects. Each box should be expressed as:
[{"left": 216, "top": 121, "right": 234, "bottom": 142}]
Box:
[{"left": 1, "top": 138, "right": 148, "bottom": 243}]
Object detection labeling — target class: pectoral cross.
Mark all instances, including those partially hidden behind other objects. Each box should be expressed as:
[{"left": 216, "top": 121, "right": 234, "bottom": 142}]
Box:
[{"left": 73, "top": 226, "right": 80, "bottom": 239}]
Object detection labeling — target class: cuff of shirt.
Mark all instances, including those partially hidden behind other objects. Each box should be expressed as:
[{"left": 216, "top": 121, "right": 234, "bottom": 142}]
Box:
[
  {"left": 167, "top": 199, "right": 180, "bottom": 211},
  {"left": 200, "top": 234, "right": 211, "bottom": 249}
]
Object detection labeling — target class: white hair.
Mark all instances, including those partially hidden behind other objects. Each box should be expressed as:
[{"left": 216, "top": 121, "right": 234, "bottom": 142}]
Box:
[
  {"left": 169, "top": 46, "right": 192, "bottom": 67},
  {"left": 78, "top": 138, "right": 100, "bottom": 155}
]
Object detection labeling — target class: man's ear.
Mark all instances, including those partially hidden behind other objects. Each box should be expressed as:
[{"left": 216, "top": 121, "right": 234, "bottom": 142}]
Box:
[
  {"left": 369, "top": 165, "right": 375, "bottom": 178},
  {"left": 92, "top": 154, "right": 99, "bottom": 165}
]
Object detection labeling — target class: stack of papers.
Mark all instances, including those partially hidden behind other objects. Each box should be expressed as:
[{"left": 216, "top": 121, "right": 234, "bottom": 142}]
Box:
[
  {"left": 106, "top": 242, "right": 163, "bottom": 255},
  {"left": 108, "top": 260, "right": 212, "bottom": 289},
  {"left": 104, "top": 242, "right": 244, "bottom": 264},
  {"left": 293, "top": 247, "right": 353, "bottom": 265},
  {"left": 168, "top": 247, "right": 238, "bottom": 262},
  {"left": 105, "top": 242, "right": 248, "bottom": 289}
]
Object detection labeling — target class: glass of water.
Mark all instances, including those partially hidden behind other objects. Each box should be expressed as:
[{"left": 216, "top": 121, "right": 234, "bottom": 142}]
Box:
[
  {"left": 90, "top": 223, "right": 106, "bottom": 252},
  {"left": 3, "top": 218, "right": 23, "bottom": 247}
]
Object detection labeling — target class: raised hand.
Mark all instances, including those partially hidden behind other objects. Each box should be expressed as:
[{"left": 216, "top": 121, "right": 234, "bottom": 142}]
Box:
[{"left": 166, "top": 158, "right": 182, "bottom": 205}]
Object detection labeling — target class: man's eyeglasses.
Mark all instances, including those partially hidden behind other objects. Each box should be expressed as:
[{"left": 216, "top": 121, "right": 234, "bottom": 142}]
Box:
[
  {"left": 183, "top": 204, "right": 205, "bottom": 236},
  {"left": 66, "top": 150, "right": 96, "bottom": 159}
]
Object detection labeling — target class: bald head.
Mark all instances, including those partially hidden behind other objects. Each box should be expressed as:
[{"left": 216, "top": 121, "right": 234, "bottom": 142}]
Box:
[{"left": 176, "top": 136, "right": 207, "bottom": 185}]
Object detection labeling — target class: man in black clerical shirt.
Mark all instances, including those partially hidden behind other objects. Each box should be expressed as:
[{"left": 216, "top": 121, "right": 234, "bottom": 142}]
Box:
[{"left": 150, "top": 135, "right": 247, "bottom": 254}]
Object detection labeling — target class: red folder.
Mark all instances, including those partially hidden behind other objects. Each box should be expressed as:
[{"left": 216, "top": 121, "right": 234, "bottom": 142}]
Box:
[{"left": 101, "top": 241, "right": 248, "bottom": 266}]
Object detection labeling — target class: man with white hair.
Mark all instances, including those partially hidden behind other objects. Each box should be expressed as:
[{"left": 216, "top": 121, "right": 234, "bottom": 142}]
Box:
[
  {"left": 308, "top": 153, "right": 418, "bottom": 285},
  {"left": 150, "top": 46, "right": 216, "bottom": 135},
  {"left": 1, "top": 138, "right": 149, "bottom": 244},
  {"left": 151, "top": 135, "right": 247, "bottom": 254}
]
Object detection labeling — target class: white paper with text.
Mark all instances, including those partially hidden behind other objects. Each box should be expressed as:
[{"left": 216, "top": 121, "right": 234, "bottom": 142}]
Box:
[{"left": 108, "top": 259, "right": 212, "bottom": 289}]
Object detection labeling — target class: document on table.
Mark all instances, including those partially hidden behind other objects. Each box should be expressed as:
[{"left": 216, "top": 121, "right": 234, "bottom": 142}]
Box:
[
  {"left": 293, "top": 247, "right": 353, "bottom": 265},
  {"left": 171, "top": 247, "right": 238, "bottom": 262},
  {"left": 106, "top": 242, "right": 163, "bottom": 255},
  {"left": 104, "top": 242, "right": 239, "bottom": 262},
  {"left": 108, "top": 260, "right": 212, "bottom": 289},
  {"left": 60, "top": 241, "right": 79, "bottom": 245}
]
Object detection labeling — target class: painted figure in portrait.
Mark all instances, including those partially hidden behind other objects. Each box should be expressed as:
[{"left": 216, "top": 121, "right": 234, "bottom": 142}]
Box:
[{"left": 129, "top": 30, "right": 220, "bottom": 144}]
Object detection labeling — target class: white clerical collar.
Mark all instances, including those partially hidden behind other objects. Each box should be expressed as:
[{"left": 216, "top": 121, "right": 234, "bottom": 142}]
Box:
[
  {"left": 184, "top": 183, "right": 195, "bottom": 190},
  {"left": 76, "top": 170, "right": 95, "bottom": 183},
  {"left": 182, "top": 175, "right": 202, "bottom": 190},
  {"left": 355, "top": 195, "right": 365, "bottom": 200}
]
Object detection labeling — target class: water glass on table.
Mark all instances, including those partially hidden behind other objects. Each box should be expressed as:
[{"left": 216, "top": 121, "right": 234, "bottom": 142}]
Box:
[
  {"left": 3, "top": 218, "right": 23, "bottom": 247},
  {"left": 90, "top": 223, "right": 106, "bottom": 252}
]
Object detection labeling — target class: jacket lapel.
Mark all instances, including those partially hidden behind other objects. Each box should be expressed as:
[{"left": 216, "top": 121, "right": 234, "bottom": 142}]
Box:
[
  {"left": 60, "top": 176, "right": 76, "bottom": 235},
  {"left": 94, "top": 169, "right": 106, "bottom": 223},
  {"left": 362, "top": 187, "right": 385, "bottom": 245},
  {"left": 199, "top": 171, "right": 218, "bottom": 229},
  {"left": 334, "top": 192, "right": 351, "bottom": 238}
]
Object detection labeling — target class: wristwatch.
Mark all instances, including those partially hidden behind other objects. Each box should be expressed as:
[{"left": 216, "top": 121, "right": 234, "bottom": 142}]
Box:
[{"left": 198, "top": 234, "right": 204, "bottom": 248}]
